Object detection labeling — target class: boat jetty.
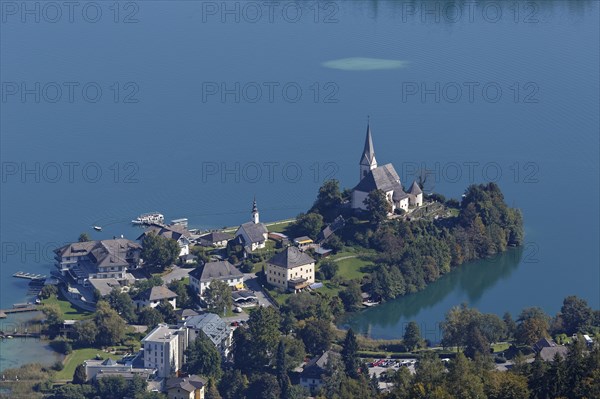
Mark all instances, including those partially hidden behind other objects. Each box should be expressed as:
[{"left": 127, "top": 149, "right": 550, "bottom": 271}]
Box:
[{"left": 12, "top": 271, "right": 46, "bottom": 281}]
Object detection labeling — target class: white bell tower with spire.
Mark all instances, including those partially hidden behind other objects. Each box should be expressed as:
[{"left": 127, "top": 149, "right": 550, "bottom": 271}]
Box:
[
  {"left": 251, "top": 196, "right": 260, "bottom": 224},
  {"left": 359, "top": 117, "right": 377, "bottom": 181}
]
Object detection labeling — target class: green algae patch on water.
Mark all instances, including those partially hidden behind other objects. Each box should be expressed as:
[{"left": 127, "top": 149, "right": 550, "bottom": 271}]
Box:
[{"left": 322, "top": 57, "right": 408, "bottom": 71}]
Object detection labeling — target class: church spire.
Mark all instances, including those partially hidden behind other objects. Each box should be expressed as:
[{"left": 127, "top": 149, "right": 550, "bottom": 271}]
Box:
[
  {"left": 359, "top": 118, "right": 377, "bottom": 180},
  {"left": 251, "top": 196, "right": 260, "bottom": 224}
]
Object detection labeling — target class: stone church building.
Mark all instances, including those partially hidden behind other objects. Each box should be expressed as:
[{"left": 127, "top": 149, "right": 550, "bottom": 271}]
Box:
[{"left": 351, "top": 123, "right": 423, "bottom": 214}]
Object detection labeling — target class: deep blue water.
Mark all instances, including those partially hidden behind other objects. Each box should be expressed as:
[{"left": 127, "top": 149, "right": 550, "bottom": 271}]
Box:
[{"left": 1, "top": 0, "right": 598, "bottom": 365}]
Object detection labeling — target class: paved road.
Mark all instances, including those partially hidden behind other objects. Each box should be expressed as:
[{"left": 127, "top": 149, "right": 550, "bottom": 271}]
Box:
[
  {"left": 162, "top": 266, "right": 192, "bottom": 284},
  {"left": 243, "top": 273, "right": 274, "bottom": 307}
]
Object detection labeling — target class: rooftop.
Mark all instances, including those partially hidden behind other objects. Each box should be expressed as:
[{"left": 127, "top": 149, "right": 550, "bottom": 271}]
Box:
[
  {"left": 141, "top": 323, "right": 182, "bottom": 343},
  {"left": 184, "top": 313, "right": 230, "bottom": 347},
  {"left": 136, "top": 285, "right": 177, "bottom": 302},
  {"left": 237, "top": 221, "right": 268, "bottom": 244},
  {"left": 189, "top": 260, "right": 243, "bottom": 282},
  {"left": 268, "top": 246, "right": 315, "bottom": 269}
]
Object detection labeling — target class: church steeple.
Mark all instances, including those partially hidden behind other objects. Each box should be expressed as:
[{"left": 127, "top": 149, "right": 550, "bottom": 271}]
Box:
[
  {"left": 359, "top": 118, "right": 377, "bottom": 180},
  {"left": 251, "top": 196, "right": 260, "bottom": 224}
]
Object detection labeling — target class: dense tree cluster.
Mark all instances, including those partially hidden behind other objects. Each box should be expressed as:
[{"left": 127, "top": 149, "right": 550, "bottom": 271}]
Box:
[
  {"left": 140, "top": 232, "right": 180, "bottom": 270},
  {"left": 360, "top": 183, "right": 524, "bottom": 302}
]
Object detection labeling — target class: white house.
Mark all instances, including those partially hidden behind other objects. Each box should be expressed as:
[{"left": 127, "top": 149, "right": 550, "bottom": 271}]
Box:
[
  {"left": 351, "top": 123, "right": 423, "bottom": 214},
  {"left": 188, "top": 260, "right": 244, "bottom": 297},
  {"left": 141, "top": 323, "right": 187, "bottom": 378},
  {"left": 235, "top": 198, "right": 268, "bottom": 252},
  {"left": 135, "top": 285, "right": 177, "bottom": 309},
  {"left": 166, "top": 375, "right": 205, "bottom": 399},
  {"left": 300, "top": 351, "right": 331, "bottom": 393},
  {"left": 138, "top": 224, "right": 192, "bottom": 257},
  {"left": 266, "top": 246, "right": 315, "bottom": 292},
  {"left": 196, "top": 232, "right": 232, "bottom": 248}
]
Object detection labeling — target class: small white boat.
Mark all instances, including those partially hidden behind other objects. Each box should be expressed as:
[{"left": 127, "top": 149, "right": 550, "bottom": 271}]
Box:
[
  {"left": 93, "top": 226, "right": 102, "bottom": 231},
  {"left": 132, "top": 212, "right": 165, "bottom": 225}
]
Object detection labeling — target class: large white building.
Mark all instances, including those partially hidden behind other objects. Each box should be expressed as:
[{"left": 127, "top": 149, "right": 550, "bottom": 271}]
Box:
[
  {"left": 266, "top": 246, "right": 315, "bottom": 292},
  {"left": 54, "top": 239, "right": 141, "bottom": 284},
  {"left": 351, "top": 123, "right": 423, "bottom": 214},
  {"left": 141, "top": 323, "right": 187, "bottom": 378}
]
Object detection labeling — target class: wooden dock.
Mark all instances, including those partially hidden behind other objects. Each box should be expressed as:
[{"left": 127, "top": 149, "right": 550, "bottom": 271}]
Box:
[
  {"left": 13, "top": 271, "right": 47, "bottom": 281},
  {"left": 0, "top": 306, "right": 40, "bottom": 316}
]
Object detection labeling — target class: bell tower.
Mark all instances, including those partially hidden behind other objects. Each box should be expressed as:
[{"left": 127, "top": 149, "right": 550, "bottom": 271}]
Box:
[
  {"left": 251, "top": 196, "right": 260, "bottom": 224},
  {"left": 359, "top": 119, "right": 377, "bottom": 180}
]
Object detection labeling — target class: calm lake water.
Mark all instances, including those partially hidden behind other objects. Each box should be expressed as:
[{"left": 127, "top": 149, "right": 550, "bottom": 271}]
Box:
[{"left": 1, "top": 0, "right": 598, "bottom": 367}]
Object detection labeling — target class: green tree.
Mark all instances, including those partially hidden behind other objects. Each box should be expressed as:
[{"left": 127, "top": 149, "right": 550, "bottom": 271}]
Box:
[
  {"left": 219, "top": 369, "right": 248, "bottom": 399},
  {"left": 72, "top": 363, "right": 87, "bottom": 384},
  {"left": 72, "top": 319, "right": 98, "bottom": 347},
  {"left": 94, "top": 300, "right": 127, "bottom": 346},
  {"left": 502, "top": 312, "right": 517, "bottom": 340},
  {"left": 341, "top": 329, "right": 359, "bottom": 378},
  {"left": 403, "top": 321, "right": 423, "bottom": 351},
  {"left": 168, "top": 279, "right": 193, "bottom": 309},
  {"left": 445, "top": 353, "right": 485, "bottom": 399},
  {"left": 560, "top": 295, "right": 593, "bottom": 335},
  {"left": 183, "top": 334, "right": 222, "bottom": 379},
  {"left": 515, "top": 307, "right": 549, "bottom": 345},
  {"left": 325, "top": 234, "right": 344, "bottom": 253},
  {"left": 298, "top": 318, "right": 333, "bottom": 355},
  {"left": 484, "top": 370, "right": 530, "bottom": 399},
  {"left": 281, "top": 335, "right": 306, "bottom": 372},
  {"left": 246, "top": 306, "right": 281, "bottom": 367},
  {"left": 39, "top": 284, "right": 58, "bottom": 299},
  {"left": 317, "top": 260, "right": 339, "bottom": 280},
  {"left": 78, "top": 233, "right": 90, "bottom": 242},
  {"left": 364, "top": 189, "right": 392, "bottom": 224},
  {"left": 94, "top": 375, "right": 128, "bottom": 399},
  {"left": 133, "top": 275, "right": 164, "bottom": 293},
  {"left": 294, "top": 212, "right": 324, "bottom": 240},
  {"left": 339, "top": 280, "right": 363, "bottom": 312},
  {"left": 156, "top": 300, "right": 178, "bottom": 324},
  {"left": 310, "top": 179, "right": 342, "bottom": 222},
  {"left": 205, "top": 377, "right": 222, "bottom": 399},
  {"left": 246, "top": 373, "right": 281, "bottom": 399},
  {"left": 141, "top": 232, "right": 180, "bottom": 270},
  {"left": 204, "top": 279, "right": 233, "bottom": 316},
  {"left": 41, "top": 303, "right": 64, "bottom": 337},
  {"left": 138, "top": 307, "right": 164, "bottom": 329},
  {"left": 276, "top": 340, "right": 292, "bottom": 399},
  {"left": 232, "top": 327, "right": 254, "bottom": 373},
  {"left": 412, "top": 352, "right": 447, "bottom": 398},
  {"left": 107, "top": 288, "right": 136, "bottom": 323}
]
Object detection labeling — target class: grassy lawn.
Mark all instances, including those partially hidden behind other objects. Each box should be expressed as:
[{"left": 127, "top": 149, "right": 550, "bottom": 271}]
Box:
[
  {"left": 42, "top": 295, "right": 93, "bottom": 320},
  {"left": 334, "top": 256, "right": 372, "bottom": 280},
  {"left": 264, "top": 286, "right": 290, "bottom": 306},
  {"left": 55, "top": 347, "right": 120, "bottom": 381},
  {"left": 492, "top": 342, "right": 511, "bottom": 353},
  {"left": 265, "top": 220, "right": 295, "bottom": 234}
]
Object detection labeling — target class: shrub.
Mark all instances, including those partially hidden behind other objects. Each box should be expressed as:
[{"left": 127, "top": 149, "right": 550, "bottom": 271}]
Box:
[
  {"left": 494, "top": 355, "right": 507, "bottom": 364},
  {"left": 50, "top": 339, "right": 72, "bottom": 355},
  {"left": 52, "top": 361, "right": 64, "bottom": 371}
]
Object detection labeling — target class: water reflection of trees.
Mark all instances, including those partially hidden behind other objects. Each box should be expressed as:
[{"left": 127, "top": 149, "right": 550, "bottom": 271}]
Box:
[{"left": 341, "top": 246, "right": 522, "bottom": 336}]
